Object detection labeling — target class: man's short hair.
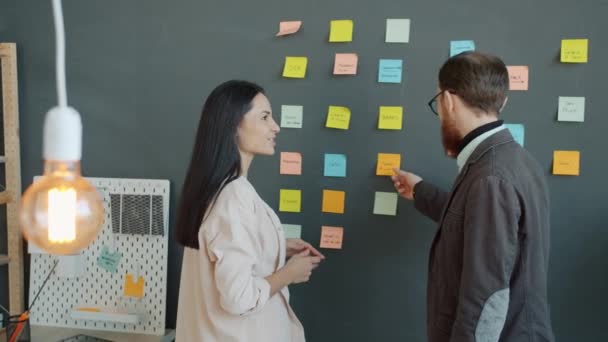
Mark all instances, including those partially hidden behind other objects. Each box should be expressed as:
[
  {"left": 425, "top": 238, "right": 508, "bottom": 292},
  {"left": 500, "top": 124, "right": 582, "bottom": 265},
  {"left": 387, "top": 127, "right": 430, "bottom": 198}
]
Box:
[{"left": 439, "top": 51, "right": 509, "bottom": 115}]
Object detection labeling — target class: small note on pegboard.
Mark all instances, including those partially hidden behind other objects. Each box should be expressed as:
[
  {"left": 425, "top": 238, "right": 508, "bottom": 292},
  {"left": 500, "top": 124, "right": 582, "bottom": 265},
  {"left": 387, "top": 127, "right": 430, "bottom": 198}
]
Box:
[
  {"left": 97, "top": 246, "right": 122, "bottom": 273},
  {"left": 123, "top": 273, "right": 145, "bottom": 298}
]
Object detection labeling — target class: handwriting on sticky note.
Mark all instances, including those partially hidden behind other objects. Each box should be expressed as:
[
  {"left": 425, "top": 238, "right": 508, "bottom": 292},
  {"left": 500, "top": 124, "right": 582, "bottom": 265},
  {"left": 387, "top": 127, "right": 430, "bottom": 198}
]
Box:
[
  {"left": 326, "top": 106, "right": 351, "bottom": 130},
  {"left": 324, "top": 154, "right": 347, "bottom": 177},
  {"left": 378, "top": 106, "right": 403, "bottom": 130},
  {"left": 320, "top": 226, "right": 343, "bottom": 249},
  {"left": 334, "top": 53, "right": 358, "bottom": 75},
  {"left": 450, "top": 40, "right": 475, "bottom": 57},
  {"left": 283, "top": 57, "right": 308, "bottom": 78},
  {"left": 276, "top": 21, "right": 302, "bottom": 37},
  {"left": 322, "top": 190, "right": 345, "bottom": 214},
  {"left": 283, "top": 224, "right": 302, "bottom": 239},
  {"left": 386, "top": 18, "right": 410, "bottom": 43},
  {"left": 376, "top": 153, "right": 401, "bottom": 176},
  {"left": 97, "top": 246, "right": 122, "bottom": 273},
  {"left": 281, "top": 105, "right": 303, "bottom": 128},
  {"left": 561, "top": 39, "right": 588, "bottom": 63},
  {"left": 553, "top": 151, "right": 580, "bottom": 176},
  {"left": 280, "top": 152, "right": 302, "bottom": 175},
  {"left": 329, "top": 20, "right": 353, "bottom": 42},
  {"left": 505, "top": 124, "right": 525, "bottom": 147},
  {"left": 507, "top": 66, "right": 529, "bottom": 91},
  {"left": 373, "top": 192, "right": 398, "bottom": 216},
  {"left": 558, "top": 97, "right": 585, "bottom": 122},
  {"left": 124, "top": 273, "right": 145, "bottom": 298},
  {"left": 378, "top": 59, "right": 403, "bottom": 83},
  {"left": 280, "top": 189, "right": 301, "bottom": 212}
]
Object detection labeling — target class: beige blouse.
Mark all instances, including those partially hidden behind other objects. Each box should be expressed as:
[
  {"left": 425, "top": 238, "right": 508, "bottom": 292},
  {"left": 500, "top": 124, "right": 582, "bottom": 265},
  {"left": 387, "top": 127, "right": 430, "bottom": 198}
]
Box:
[{"left": 176, "top": 177, "right": 305, "bottom": 342}]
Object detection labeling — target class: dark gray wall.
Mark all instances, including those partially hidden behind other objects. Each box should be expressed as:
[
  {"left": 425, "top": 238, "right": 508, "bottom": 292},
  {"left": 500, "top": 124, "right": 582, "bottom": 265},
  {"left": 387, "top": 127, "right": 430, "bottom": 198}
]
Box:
[{"left": 1, "top": 0, "right": 607, "bottom": 340}]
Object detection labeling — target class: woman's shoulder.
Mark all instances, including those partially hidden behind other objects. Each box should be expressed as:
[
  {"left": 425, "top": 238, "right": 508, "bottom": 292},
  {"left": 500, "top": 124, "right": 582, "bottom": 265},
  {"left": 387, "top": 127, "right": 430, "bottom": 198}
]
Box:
[{"left": 212, "top": 176, "right": 258, "bottom": 213}]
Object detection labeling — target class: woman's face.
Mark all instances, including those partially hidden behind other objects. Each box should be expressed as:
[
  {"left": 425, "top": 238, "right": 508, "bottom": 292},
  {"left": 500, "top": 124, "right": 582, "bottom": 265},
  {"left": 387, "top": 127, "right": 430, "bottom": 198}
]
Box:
[{"left": 237, "top": 93, "right": 280, "bottom": 156}]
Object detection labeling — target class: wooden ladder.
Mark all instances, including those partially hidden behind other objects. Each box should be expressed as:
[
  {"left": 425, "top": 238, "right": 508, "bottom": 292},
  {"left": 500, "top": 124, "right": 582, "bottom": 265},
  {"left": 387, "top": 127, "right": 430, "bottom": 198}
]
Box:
[{"left": 0, "top": 42, "right": 24, "bottom": 317}]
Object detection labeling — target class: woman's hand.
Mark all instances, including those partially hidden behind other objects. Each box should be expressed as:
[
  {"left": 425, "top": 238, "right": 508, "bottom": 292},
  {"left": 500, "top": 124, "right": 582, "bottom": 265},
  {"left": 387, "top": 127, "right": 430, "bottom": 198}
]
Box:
[{"left": 286, "top": 238, "right": 325, "bottom": 259}]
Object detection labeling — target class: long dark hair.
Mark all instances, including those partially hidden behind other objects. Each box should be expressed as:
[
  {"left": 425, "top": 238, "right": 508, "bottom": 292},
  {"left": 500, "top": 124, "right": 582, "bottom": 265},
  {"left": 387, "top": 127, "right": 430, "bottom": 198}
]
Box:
[{"left": 175, "top": 80, "right": 265, "bottom": 248}]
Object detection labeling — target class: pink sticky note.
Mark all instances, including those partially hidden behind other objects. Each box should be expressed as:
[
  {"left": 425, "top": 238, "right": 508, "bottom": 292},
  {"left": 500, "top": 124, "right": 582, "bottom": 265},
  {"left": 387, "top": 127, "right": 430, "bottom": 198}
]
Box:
[
  {"left": 280, "top": 152, "right": 302, "bottom": 175},
  {"left": 320, "top": 226, "right": 343, "bottom": 249},
  {"left": 507, "top": 66, "right": 529, "bottom": 91},
  {"left": 276, "top": 21, "right": 302, "bottom": 36},
  {"left": 333, "top": 53, "right": 358, "bottom": 75}
]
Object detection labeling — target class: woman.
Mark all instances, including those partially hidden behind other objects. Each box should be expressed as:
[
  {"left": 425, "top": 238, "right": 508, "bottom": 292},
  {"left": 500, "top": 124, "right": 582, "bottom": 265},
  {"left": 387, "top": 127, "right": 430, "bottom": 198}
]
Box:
[{"left": 175, "top": 80, "right": 324, "bottom": 341}]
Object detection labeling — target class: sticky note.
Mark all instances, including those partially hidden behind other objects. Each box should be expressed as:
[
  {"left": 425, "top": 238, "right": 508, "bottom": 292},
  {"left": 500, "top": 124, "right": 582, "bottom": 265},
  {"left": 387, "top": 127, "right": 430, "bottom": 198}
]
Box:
[
  {"left": 561, "top": 39, "right": 588, "bottom": 63},
  {"left": 329, "top": 20, "right": 353, "bottom": 42},
  {"left": 450, "top": 40, "right": 475, "bottom": 57},
  {"left": 320, "top": 226, "right": 343, "bottom": 249},
  {"left": 553, "top": 151, "right": 580, "bottom": 176},
  {"left": 376, "top": 153, "right": 401, "bottom": 176},
  {"left": 283, "top": 224, "right": 302, "bottom": 239},
  {"left": 326, "top": 106, "right": 351, "bottom": 130},
  {"left": 281, "top": 105, "right": 303, "bottom": 128},
  {"left": 378, "top": 59, "right": 403, "bottom": 83},
  {"left": 280, "top": 152, "right": 302, "bottom": 175},
  {"left": 507, "top": 66, "right": 529, "bottom": 91},
  {"left": 276, "top": 21, "right": 302, "bottom": 36},
  {"left": 97, "top": 246, "right": 122, "bottom": 273},
  {"left": 283, "top": 56, "right": 308, "bottom": 78},
  {"left": 378, "top": 106, "right": 403, "bottom": 130},
  {"left": 373, "top": 192, "right": 398, "bottom": 216},
  {"left": 385, "top": 19, "right": 410, "bottom": 43},
  {"left": 280, "top": 189, "right": 302, "bottom": 212},
  {"left": 124, "top": 273, "right": 145, "bottom": 298},
  {"left": 322, "top": 190, "right": 345, "bottom": 214},
  {"left": 324, "top": 154, "right": 347, "bottom": 177},
  {"left": 334, "top": 53, "right": 358, "bottom": 75},
  {"left": 558, "top": 97, "right": 585, "bottom": 122},
  {"left": 505, "top": 124, "right": 525, "bottom": 146}
]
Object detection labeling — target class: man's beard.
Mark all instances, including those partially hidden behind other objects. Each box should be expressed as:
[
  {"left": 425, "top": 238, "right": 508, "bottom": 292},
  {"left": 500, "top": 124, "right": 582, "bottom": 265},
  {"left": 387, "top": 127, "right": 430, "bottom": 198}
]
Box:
[{"left": 441, "top": 118, "right": 462, "bottom": 158}]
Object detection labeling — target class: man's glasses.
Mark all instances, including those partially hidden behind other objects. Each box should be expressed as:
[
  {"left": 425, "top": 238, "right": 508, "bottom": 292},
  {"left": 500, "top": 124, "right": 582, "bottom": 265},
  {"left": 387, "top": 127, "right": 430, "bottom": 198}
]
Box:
[{"left": 427, "top": 91, "right": 444, "bottom": 116}]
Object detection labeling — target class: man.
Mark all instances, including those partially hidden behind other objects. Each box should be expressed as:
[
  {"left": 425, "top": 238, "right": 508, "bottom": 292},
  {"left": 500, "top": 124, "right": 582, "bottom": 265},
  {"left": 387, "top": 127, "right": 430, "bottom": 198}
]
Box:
[{"left": 392, "top": 51, "right": 554, "bottom": 342}]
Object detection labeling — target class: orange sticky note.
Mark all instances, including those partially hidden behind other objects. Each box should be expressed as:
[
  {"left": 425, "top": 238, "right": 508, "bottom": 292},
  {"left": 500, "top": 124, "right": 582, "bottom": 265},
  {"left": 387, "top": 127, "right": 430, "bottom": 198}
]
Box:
[
  {"left": 333, "top": 53, "right": 358, "bottom": 75},
  {"left": 553, "top": 151, "right": 580, "bottom": 176},
  {"left": 322, "top": 189, "right": 345, "bottom": 214},
  {"left": 376, "top": 153, "right": 401, "bottom": 176},
  {"left": 320, "top": 226, "right": 343, "bottom": 249},
  {"left": 280, "top": 152, "right": 302, "bottom": 175},
  {"left": 507, "top": 66, "right": 529, "bottom": 91},
  {"left": 123, "top": 273, "right": 145, "bottom": 298},
  {"left": 276, "top": 21, "right": 302, "bottom": 36}
]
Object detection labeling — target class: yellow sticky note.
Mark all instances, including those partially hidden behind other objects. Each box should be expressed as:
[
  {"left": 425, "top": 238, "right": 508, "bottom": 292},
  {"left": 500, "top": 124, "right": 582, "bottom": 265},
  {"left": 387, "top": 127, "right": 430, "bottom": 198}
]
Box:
[
  {"left": 280, "top": 189, "right": 301, "bottom": 212},
  {"left": 123, "top": 273, "right": 145, "bottom": 298},
  {"left": 326, "top": 106, "right": 351, "bottom": 130},
  {"left": 322, "top": 190, "right": 345, "bottom": 214},
  {"left": 320, "top": 226, "right": 343, "bottom": 249},
  {"left": 553, "top": 151, "right": 580, "bottom": 176},
  {"left": 378, "top": 106, "right": 403, "bottom": 130},
  {"left": 329, "top": 20, "right": 353, "bottom": 42},
  {"left": 283, "top": 57, "right": 308, "bottom": 78},
  {"left": 376, "top": 153, "right": 401, "bottom": 176},
  {"left": 280, "top": 152, "right": 302, "bottom": 175},
  {"left": 561, "top": 39, "right": 588, "bottom": 63}
]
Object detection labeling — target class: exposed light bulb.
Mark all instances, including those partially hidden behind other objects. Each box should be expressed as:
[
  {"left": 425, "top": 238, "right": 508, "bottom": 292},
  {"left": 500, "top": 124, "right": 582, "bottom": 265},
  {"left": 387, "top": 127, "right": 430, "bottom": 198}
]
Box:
[{"left": 19, "top": 0, "right": 104, "bottom": 255}]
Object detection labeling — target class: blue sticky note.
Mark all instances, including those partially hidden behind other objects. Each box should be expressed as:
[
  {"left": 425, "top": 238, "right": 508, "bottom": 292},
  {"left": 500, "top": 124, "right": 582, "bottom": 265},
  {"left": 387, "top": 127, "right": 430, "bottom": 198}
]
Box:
[
  {"left": 97, "top": 245, "right": 122, "bottom": 273},
  {"left": 378, "top": 59, "right": 403, "bottom": 83},
  {"left": 505, "top": 124, "right": 525, "bottom": 146},
  {"left": 324, "top": 154, "right": 347, "bottom": 177},
  {"left": 450, "top": 40, "right": 475, "bottom": 57}
]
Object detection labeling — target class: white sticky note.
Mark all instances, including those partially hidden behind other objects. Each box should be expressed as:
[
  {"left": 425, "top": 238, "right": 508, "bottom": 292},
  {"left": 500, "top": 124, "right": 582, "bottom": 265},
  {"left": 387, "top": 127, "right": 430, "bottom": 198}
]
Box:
[
  {"left": 385, "top": 19, "right": 410, "bottom": 43},
  {"left": 558, "top": 97, "right": 585, "bottom": 122},
  {"left": 281, "top": 105, "right": 303, "bottom": 128}
]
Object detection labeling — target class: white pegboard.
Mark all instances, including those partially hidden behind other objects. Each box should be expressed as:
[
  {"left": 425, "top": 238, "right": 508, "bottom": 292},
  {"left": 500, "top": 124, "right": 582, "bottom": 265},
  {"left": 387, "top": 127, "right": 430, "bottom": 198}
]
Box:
[{"left": 28, "top": 177, "right": 170, "bottom": 335}]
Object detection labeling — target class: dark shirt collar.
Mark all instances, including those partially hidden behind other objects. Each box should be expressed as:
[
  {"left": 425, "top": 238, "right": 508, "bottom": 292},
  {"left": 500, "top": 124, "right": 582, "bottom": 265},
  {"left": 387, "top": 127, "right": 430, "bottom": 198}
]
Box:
[{"left": 457, "top": 120, "right": 504, "bottom": 154}]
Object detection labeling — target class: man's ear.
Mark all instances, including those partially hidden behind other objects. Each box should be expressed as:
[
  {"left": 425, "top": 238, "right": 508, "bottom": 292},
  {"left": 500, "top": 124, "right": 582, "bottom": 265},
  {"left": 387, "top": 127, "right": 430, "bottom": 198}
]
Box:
[{"left": 443, "top": 91, "right": 456, "bottom": 115}]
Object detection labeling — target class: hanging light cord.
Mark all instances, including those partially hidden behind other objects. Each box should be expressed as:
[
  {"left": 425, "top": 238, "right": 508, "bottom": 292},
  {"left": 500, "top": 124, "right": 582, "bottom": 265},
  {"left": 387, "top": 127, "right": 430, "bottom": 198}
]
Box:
[{"left": 52, "top": 0, "right": 67, "bottom": 107}]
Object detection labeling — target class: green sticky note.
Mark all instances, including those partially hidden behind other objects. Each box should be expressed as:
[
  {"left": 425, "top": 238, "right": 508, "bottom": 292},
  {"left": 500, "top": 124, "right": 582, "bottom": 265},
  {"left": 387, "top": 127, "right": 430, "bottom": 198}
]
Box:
[
  {"left": 373, "top": 192, "right": 398, "bottom": 216},
  {"left": 97, "top": 245, "right": 122, "bottom": 273},
  {"left": 283, "top": 224, "right": 302, "bottom": 239}
]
